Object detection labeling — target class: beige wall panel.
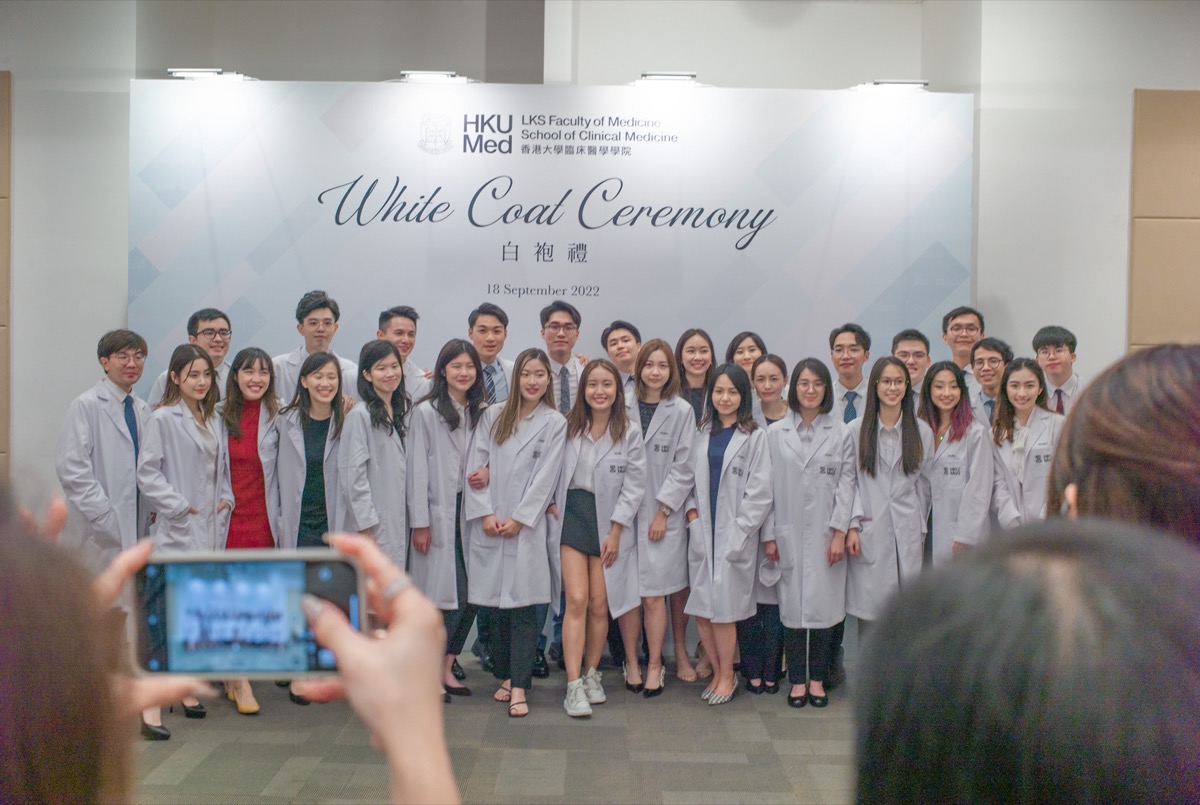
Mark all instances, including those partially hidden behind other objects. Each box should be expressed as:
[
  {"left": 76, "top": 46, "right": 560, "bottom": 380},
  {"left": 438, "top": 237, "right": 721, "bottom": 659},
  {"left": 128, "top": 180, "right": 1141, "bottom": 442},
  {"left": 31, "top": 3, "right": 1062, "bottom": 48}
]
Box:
[
  {"left": 0, "top": 324, "right": 8, "bottom": 455},
  {"left": 1129, "top": 218, "right": 1200, "bottom": 344},
  {"left": 0, "top": 72, "right": 9, "bottom": 197},
  {"left": 0, "top": 198, "right": 9, "bottom": 317},
  {"left": 1131, "top": 90, "right": 1200, "bottom": 219}
]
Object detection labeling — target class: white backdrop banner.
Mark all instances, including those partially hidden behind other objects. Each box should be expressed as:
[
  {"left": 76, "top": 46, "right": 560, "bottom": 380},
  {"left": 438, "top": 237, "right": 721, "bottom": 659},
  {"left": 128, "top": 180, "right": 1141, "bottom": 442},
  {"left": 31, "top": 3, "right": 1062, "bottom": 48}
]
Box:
[{"left": 129, "top": 81, "right": 973, "bottom": 391}]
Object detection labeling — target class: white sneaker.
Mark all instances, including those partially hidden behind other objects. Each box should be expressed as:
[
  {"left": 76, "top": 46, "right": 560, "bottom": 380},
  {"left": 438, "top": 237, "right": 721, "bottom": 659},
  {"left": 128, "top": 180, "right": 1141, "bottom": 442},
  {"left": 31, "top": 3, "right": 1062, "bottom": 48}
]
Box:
[
  {"left": 564, "top": 679, "right": 593, "bottom": 717},
  {"left": 583, "top": 667, "right": 607, "bottom": 704}
]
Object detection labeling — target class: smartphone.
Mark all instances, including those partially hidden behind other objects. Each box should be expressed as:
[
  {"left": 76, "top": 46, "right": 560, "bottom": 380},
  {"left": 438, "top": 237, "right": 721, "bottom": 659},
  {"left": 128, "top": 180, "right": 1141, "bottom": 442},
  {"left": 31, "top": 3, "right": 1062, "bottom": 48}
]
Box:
[{"left": 135, "top": 549, "right": 365, "bottom": 679}]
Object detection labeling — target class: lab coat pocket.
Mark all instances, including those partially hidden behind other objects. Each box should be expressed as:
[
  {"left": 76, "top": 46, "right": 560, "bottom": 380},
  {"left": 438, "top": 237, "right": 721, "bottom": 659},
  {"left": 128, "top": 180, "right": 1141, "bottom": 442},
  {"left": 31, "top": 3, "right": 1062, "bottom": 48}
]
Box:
[
  {"left": 855, "top": 521, "right": 877, "bottom": 565},
  {"left": 429, "top": 504, "right": 452, "bottom": 548}
]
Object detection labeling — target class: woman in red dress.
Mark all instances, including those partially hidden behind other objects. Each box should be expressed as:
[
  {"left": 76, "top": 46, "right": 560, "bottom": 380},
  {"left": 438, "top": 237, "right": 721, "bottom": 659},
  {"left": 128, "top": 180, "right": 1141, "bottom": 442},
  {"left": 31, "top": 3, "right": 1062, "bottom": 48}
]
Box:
[{"left": 220, "top": 347, "right": 281, "bottom": 714}]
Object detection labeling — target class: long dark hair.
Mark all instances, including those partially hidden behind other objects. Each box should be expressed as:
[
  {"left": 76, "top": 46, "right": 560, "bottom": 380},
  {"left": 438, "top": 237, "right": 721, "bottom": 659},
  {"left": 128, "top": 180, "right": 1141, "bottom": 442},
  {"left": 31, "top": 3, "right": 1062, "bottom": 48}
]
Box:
[
  {"left": 993, "top": 358, "right": 1049, "bottom": 446},
  {"left": 725, "top": 331, "right": 767, "bottom": 364},
  {"left": 357, "top": 340, "right": 408, "bottom": 440},
  {"left": 566, "top": 359, "right": 629, "bottom": 442},
  {"left": 158, "top": 344, "right": 219, "bottom": 418},
  {"left": 700, "top": 363, "right": 758, "bottom": 434},
  {"left": 787, "top": 358, "right": 834, "bottom": 415},
  {"left": 634, "top": 338, "right": 681, "bottom": 401},
  {"left": 675, "top": 328, "right": 716, "bottom": 391},
  {"left": 222, "top": 347, "right": 278, "bottom": 439},
  {"left": 492, "top": 348, "right": 556, "bottom": 445},
  {"left": 280, "top": 351, "right": 345, "bottom": 439},
  {"left": 426, "top": 339, "right": 486, "bottom": 432},
  {"left": 859, "top": 356, "right": 923, "bottom": 477},
  {"left": 918, "top": 361, "right": 974, "bottom": 445}
]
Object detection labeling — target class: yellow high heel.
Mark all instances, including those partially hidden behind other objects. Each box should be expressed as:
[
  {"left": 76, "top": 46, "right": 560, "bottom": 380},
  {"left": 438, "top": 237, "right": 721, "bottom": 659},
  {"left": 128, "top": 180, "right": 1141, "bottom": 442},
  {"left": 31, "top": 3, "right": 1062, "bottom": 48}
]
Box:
[{"left": 228, "top": 682, "right": 261, "bottom": 715}]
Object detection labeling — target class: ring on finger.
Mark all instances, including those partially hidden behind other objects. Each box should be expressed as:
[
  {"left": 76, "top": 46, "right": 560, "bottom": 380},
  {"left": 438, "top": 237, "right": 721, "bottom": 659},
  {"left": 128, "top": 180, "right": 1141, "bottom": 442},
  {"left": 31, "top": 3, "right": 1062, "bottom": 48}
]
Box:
[{"left": 382, "top": 574, "right": 413, "bottom": 602}]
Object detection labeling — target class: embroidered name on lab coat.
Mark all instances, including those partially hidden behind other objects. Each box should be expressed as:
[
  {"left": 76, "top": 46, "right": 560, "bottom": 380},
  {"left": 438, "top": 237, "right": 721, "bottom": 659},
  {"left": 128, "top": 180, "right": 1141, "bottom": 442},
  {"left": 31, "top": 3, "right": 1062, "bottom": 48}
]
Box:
[
  {"left": 608, "top": 465, "right": 625, "bottom": 474},
  {"left": 730, "top": 466, "right": 745, "bottom": 477},
  {"left": 653, "top": 443, "right": 670, "bottom": 453},
  {"left": 819, "top": 465, "right": 836, "bottom": 476},
  {"left": 532, "top": 450, "right": 542, "bottom": 459},
  {"left": 943, "top": 467, "right": 962, "bottom": 476},
  {"left": 1034, "top": 453, "right": 1049, "bottom": 464}
]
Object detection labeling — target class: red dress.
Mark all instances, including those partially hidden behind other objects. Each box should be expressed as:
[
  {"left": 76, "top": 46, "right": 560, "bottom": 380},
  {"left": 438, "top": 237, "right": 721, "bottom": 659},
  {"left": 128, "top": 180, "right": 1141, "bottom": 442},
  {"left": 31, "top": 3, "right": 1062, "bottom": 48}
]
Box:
[{"left": 226, "top": 399, "right": 274, "bottom": 549}]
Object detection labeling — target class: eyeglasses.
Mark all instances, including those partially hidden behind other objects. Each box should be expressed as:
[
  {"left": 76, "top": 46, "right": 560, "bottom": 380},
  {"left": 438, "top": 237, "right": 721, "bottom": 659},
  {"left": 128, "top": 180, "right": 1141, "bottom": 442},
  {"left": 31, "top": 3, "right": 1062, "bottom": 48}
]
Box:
[
  {"left": 878, "top": 378, "right": 907, "bottom": 389},
  {"left": 948, "top": 324, "right": 981, "bottom": 335},
  {"left": 197, "top": 328, "right": 232, "bottom": 340},
  {"left": 794, "top": 381, "right": 826, "bottom": 391},
  {"left": 110, "top": 351, "right": 146, "bottom": 364},
  {"left": 544, "top": 323, "right": 578, "bottom": 334},
  {"left": 973, "top": 357, "right": 1003, "bottom": 369},
  {"left": 1036, "top": 346, "right": 1070, "bottom": 358},
  {"left": 831, "top": 346, "right": 864, "bottom": 357},
  {"left": 894, "top": 351, "right": 927, "bottom": 361}
]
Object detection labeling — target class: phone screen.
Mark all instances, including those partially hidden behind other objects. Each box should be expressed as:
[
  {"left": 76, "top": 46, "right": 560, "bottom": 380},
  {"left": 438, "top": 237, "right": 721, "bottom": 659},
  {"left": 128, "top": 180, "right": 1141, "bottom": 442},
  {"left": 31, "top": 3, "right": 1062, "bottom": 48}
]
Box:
[{"left": 136, "top": 551, "right": 361, "bottom": 677}]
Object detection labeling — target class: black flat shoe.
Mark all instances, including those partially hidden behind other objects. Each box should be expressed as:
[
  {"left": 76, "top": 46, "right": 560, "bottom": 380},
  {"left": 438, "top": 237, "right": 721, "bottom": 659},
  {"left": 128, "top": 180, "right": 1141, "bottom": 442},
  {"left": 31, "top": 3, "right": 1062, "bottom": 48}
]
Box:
[
  {"left": 747, "top": 681, "right": 764, "bottom": 695},
  {"left": 141, "top": 721, "right": 171, "bottom": 741},
  {"left": 451, "top": 659, "right": 466, "bottom": 681},
  {"left": 787, "top": 693, "right": 808, "bottom": 708},
  {"left": 172, "top": 702, "right": 206, "bottom": 719},
  {"left": 808, "top": 691, "right": 829, "bottom": 708},
  {"left": 446, "top": 684, "right": 472, "bottom": 697},
  {"left": 444, "top": 692, "right": 452, "bottom": 703},
  {"left": 275, "top": 679, "right": 291, "bottom": 688},
  {"left": 289, "top": 691, "right": 310, "bottom": 706},
  {"left": 764, "top": 680, "right": 780, "bottom": 694},
  {"left": 532, "top": 650, "right": 550, "bottom": 679}
]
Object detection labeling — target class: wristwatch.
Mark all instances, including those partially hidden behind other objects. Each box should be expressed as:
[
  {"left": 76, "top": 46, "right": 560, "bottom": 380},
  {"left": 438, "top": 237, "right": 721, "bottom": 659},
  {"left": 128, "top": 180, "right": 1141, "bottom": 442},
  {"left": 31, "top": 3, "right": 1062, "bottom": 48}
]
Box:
[{"left": 658, "top": 503, "right": 672, "bottom": 516}]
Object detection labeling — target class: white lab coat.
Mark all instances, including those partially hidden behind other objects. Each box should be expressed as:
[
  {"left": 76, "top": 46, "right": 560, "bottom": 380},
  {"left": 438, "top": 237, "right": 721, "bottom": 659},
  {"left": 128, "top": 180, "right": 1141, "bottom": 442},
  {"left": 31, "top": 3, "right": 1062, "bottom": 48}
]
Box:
[
  {"left": 846, "top": 417, "right": 933, "bottom": 622},
  {"left": 404, "top": 359, "right": 433, "bottom": 403},
  {"left": 216, "top": 400, "right": 282, "bottom": 545},
  {"left": 925, "top": 419, "right": 994, "bottom": 564},
  {"left": 137, "top": 402, "right": 234, "bottom": 552},
  {"left": 763, "top": 412, "right": 855, "bottom": 630},
  {"left": 407, "top": 399, "right": 475, "bottom": 609},
  {"left": 683, "top": 425, "right": 773, "bottom": 623},
  {"left": 971, "top": 390, "right": 997, "bottom": 428},
  {"left": 632, "top": 396, "right": 695, "bottom": 597},
  {"left": 992, "top": 406, "right": 1064, "bottom": 529},
  {"left": 273, "top": 408, "right": 343, "bottom": 549},
  {"left": 54, "top": 379, "right": 152, "bottom": 577},
  {"left": 273, "top": 346, "right": 359, "bottom": 406},
  {"left": 550, "top": 425, "right": 648, "bottom": 617},
  {"left": 462, "top": 403, "right": 566, "bottom": 609},
  {"left": 339, "top": 403, "right": 409, "bottom": 569},
  {"left": 148, "top": 361, "right": 229, "bottom": 406}
]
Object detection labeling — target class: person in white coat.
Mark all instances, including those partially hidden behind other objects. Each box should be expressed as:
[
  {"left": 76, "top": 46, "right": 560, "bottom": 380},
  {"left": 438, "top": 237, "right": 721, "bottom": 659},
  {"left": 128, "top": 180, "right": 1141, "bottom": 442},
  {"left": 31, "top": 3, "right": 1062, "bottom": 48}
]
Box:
[
  {"left": 763, "top": 358, "right": 856, "bottom": 708},
  {"left": 275, "top": 352, "right": 345, "bottom": 551},
  {"left": 552, "top": 359, "right": 648, "bottom": 717},
  {"left": 683, "top": 364, "right": 773, "bottom": 707},
  {"left": 991, "top": 358, "right": 1064, "bottom": 529},
  {"left": 917, "top": 362, "right": 994, "bottom": 565},
  {"left": 137, "top": 344, "right": 233, "bottom": 718},
  {"left": 630, "top": 339, "right": 696, "bottom": 694},
  {"left": 726, "top": 331, "right": 766, "bottom": 376},
  {"left": 273, "top": 290, "right": 358, "bottom": 406},
  {"left": 378, "top": 305, "right": 433, "bottom": 402},
  {"left": 54, "top": 329, "right": 166, "bottom": 739},
  {"left": 407, "top": 339, "right": 488, "bottom": 696},
  {"left": 340, "top": 340, "right": 409, "bottom": 570},
  {"left": 462, "top": 348, "right": 567, "bottom": 718},
  {"left": 675, "top": 328, "right": 716, "bottom": 426},
  {"left": 217, "top": 347, "right": 282, "bottom": 716},
  {"left": 751, "top": 354, "right": 788, "bottom": 427},
  {"left": 846, "top": 357, "right": 933, "bottom": 630},
  {"left": 147, "top": 308, "right": 232, "bottom": 405}
]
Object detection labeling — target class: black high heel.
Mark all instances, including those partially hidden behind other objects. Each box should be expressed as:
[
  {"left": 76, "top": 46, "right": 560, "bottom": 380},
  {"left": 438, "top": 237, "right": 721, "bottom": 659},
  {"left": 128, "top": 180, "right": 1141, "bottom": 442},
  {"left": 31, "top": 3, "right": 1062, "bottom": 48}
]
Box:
[
  {"left": 141, "top": 721, "right": 171, "bottom": 740},
  {"left": 170, "top": 702, "right": 207, "bottom": 719}
]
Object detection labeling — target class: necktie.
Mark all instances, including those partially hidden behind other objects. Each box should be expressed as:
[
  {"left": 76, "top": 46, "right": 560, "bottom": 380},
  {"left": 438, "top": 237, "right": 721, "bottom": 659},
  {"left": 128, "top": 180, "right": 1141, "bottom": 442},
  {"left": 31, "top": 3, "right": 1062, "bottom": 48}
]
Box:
[
  {"left": 985, "top": 398, "right": 995, "bottom": 421},
  {"left": 559, "top": 366, "right": 571, "bottom": 413},
  {"left": 843, "top": 391, "right": 857, "bottom": 424},
  {"left": 123, "top": 395, "right": 140, "bottom": 459},
  {"left": 484, "top": 364, "right": 497, "bottom": 404},
  {"left": 1054, "top": 389, "right": 1064, "bottom": 414}
]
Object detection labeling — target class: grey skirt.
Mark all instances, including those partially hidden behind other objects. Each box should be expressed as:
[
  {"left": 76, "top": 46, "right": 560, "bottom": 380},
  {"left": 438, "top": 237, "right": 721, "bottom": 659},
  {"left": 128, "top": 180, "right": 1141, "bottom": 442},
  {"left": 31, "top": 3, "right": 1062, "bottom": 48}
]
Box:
[{"left": 561, "top": 488, "right": 601, "bottom": 557}]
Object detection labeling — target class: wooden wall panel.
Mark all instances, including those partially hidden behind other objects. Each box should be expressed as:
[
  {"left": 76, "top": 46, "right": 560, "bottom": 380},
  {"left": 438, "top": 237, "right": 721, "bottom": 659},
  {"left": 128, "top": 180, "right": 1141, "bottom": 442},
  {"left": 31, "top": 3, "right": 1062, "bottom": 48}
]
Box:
[
  {"left": 1129, "top": 219, "right": 1200, "bottom": 345},
  {"left": 1129, "top": 89, "right": 1200, "bottom": 350},
  {"left": 1, "top": 71, "right": 9, "bottom": 478},
  {"left": 1132, "top": 90, "right": 1200, "bottom": 219}
]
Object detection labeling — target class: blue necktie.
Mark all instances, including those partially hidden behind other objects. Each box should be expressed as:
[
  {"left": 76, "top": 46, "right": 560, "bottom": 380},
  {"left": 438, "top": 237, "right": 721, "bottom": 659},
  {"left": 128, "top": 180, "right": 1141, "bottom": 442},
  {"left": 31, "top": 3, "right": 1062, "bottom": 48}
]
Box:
[
  {"left": 559, "top": 366, "right": 571, "bottom": 413},
  {"left": 123, "top": 395, "right": 140, "bottom": 459},
  {"left": 484, "top": 364, "right": 497, "bottom": 404},
  {"left": 984, "top": 398, "right": 995, "bottom": 421},
  {"left": 843, "top": 391, "right": 858, "bottom": 424}
]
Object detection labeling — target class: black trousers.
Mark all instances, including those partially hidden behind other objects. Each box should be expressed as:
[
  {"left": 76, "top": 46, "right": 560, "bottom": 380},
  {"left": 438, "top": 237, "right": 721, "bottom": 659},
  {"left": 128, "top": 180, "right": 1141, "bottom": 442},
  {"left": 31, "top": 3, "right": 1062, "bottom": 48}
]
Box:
[
  {"left": 489, "top": 605, "right": 539, "bottom": 689},
  {"left": 735, "top": 604, "right": 783, "bottom": 682},
  {"left": 443, "top": 493, "right": 478, "bottom": 656},
  {"left": 783, "top": 626, "right": 834, "bottom": 684}
]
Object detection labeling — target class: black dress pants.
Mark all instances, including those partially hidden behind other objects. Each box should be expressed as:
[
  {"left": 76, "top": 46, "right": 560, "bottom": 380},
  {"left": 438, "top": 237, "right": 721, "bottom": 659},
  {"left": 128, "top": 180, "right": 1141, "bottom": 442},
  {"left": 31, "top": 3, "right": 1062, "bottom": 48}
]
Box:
[
  {"left": 489, "top": 605, "right": 539, "bottom": 689},
  {"left": 442, "top": 493, "right": 478, "bottom": 656},
  {"left": 783, "top": 626, "right": 834, "bottom": 684},
  {"left": 736, "top": 604, "right": 783, "bottom": 681}
]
